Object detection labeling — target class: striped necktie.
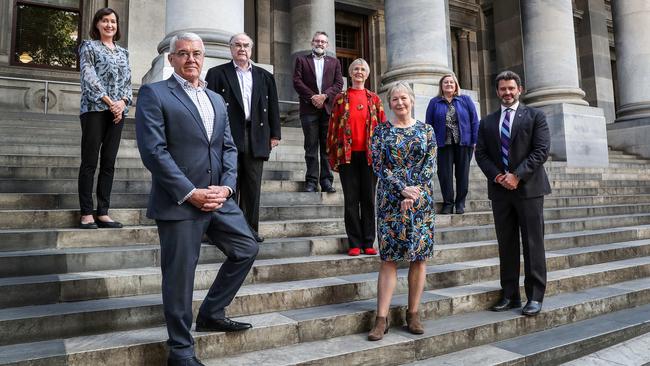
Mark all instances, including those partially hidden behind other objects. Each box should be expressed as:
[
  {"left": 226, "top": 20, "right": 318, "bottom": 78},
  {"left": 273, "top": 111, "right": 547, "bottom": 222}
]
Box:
[{"left": 500, "top": 108, "right": 512, "bottom": 169}]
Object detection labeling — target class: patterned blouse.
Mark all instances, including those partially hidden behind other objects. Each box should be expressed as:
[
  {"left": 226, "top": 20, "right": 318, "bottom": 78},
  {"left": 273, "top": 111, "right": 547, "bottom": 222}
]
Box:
[
  {"left": 327, "top": 88, "right": 387, "bottom": 172},
  {"left": 444, "top": 100, "right": 459, "bottom": 145},
  {"left": 79, "top": 40, "right": 132, "bottom": 115}
]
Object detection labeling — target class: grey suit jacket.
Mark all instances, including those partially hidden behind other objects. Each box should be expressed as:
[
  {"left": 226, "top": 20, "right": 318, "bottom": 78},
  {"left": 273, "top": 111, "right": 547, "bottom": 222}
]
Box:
[
  {"left": 135, "top": 76, "right": 238, "bottom": 220},
  {"left": 475, "top": 103, "right": 552, "bottom": 200}
]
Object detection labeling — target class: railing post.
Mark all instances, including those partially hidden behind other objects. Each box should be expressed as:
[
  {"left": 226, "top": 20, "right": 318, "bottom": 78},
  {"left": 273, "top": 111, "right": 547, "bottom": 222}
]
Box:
[{"left": 43, "top": 81, "right": 49, "bottom": 114}]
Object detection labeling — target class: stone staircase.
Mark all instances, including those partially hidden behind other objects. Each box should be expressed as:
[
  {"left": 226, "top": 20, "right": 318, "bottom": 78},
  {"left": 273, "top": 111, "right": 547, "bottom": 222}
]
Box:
[{"left": 0, "top": 112, "right": 649, "bottom": 365}]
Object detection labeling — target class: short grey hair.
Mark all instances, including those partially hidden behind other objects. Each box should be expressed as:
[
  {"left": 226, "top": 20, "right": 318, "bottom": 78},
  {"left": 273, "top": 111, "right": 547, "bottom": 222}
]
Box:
[
  {"left": 229, "top": 32, "right": 254, "bottom": 48},
  {"left": 348, "top": 58, "right": 370, "bottom": 76},
  {"left": 169, "top": 32, "right": 205, "bottom": 53},
  {"left": 386, "top": 81, "right": 416, "bottom": 110}
]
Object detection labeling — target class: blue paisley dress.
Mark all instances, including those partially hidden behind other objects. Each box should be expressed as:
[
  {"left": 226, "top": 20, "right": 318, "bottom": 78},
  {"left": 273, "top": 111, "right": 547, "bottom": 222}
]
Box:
[{"left": 371, "top": 120, "right": 437, "bottom": 262}]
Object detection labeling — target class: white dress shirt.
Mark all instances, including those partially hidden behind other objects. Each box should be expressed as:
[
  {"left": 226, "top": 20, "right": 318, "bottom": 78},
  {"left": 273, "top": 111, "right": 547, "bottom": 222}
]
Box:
[
  {"left": 313, "top": 55, "right": 324, "bottom": 94},
  {"left": 234, "top": 61, "right": 253, "bottom": 121},
  {"left": 499, "top": 101, "right": 520, "bottom": 135}
]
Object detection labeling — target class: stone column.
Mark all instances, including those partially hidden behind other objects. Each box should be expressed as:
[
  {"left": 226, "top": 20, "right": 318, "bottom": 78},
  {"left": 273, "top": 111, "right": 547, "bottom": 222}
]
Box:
[
  {"left": 142, "top": 0, "right": 244, "bottom": 83},
  {"left": 575, "top": 0, "right": 616, "bottom": 124},
  {"left": 456, "top": 29, "right": 472, "bottom": 90},
  {"left": 521, "top": 0, "right": 587, "bottom": 106},
  {"left": 381, "top": 0, "right": 452, "bottom": 123},
  {"left": 607, "top": 2, "right": 650, "bottom": 158},
  {"left": 520, "top": 0, "right": 608, "bottom": 167},
  {"left": 289, "top": 0, "right": 336, "bottom": 58}
]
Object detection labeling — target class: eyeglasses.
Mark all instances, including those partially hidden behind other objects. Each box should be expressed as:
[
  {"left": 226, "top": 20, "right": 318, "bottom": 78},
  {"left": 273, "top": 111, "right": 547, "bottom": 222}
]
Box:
[
  {"left": 230, "top": 43, "right": 251, "bottom": 49},
  {"left": 173, "top": 51, "right": 204, "bottom": 59},
  {"left": 312, "top": 40, "right": 328, "bottom": 44}
]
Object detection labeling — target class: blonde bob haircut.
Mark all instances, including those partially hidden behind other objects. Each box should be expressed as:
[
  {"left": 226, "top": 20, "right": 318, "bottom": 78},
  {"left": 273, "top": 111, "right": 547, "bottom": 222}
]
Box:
[
  {"left": 437, "top": 73, "right": 461, "bottom": 97},
  {"left": 386, "top": 81, "right": 415, "bottom": 110},
  {"left": 348, "top": 58, "right": 370, "bottom": 77}
]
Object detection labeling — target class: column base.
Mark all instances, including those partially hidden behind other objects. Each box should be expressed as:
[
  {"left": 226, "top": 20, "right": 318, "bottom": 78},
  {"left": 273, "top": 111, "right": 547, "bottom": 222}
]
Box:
[
  {"left": 538, "top": 103, "right": 609, "bottom": 167},
  {"left": 607, "top": 117, "right": 650, "bottom": 159}
]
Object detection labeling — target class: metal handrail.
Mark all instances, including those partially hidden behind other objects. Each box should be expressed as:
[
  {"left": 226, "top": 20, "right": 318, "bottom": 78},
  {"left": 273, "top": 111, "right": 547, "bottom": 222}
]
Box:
[{"left": 0, "top": 75, "right": 300, "bottom": 113}]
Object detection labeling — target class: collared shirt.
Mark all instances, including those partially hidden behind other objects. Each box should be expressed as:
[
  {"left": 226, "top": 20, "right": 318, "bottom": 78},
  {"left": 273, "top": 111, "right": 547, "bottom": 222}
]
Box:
[
  {"left": 313, "top": 55, "right": 325, "bottom": 94},
  {"left": 172, "top": 72, "right": 214, "bottom": 139},
  {"left": 499, "top": 101, "right": 520, "bottom": 135},
  {"left": 79, "top": 40, "right": 132, "bottom": 115},
  {"left": 234, "top": 61, "right": 253, "bottom": 121}
]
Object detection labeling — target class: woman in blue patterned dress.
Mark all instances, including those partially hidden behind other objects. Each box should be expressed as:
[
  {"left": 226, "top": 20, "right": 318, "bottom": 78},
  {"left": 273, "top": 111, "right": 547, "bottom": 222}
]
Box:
[
  {"left": 78, "top": 8, "right": 132, "bottom": 229},
  {"left": 367, "top": 81, "right": 437, "bottom": 341}
]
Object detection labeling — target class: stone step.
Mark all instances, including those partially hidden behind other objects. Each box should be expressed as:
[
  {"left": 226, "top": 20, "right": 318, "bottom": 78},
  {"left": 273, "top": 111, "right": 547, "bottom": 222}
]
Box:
[
  {"left": 0, "top": 243, "right": 648, "bottom": 347},
  {"left": 3, "top": 235, "right": 647, "bottom": 308},
  {"left": 414, "top": 305, "right": 650, "bottom": 365},
  {"left": 1, "top": 265, "right": 646, "bottom": 366},
  {"left": 0, "top": 144, "right": 142, "bottom": 158},
  {"left": 0, "top": 154, "right": 145, "bottom": 168},
  {"left": 3, "top": 201, "right": 650, "bottom": 232},
  {"left": 560, "top": 332, "right": 650, "bottom": 366},
  {"left": 3, "top": 209, "right": 650, "bottom": 255}
]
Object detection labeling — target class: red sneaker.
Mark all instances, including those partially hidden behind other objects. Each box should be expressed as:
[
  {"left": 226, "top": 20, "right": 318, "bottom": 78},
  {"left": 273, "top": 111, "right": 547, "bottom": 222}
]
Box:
[
  {"left": 348, "top": 248, "right": 361, "bottom": 256},
  {"left": 363, "top": 248, "right": 378, "bottom": 255}
]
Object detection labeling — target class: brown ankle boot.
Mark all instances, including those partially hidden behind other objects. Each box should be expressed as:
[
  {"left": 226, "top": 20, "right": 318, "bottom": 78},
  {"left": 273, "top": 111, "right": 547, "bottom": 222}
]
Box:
[
  {"left": 368, "top": 316, "right": 389, "bottom": 341},
  {"left": 406, "top": 311, "right": 424, "bottom": 334}
]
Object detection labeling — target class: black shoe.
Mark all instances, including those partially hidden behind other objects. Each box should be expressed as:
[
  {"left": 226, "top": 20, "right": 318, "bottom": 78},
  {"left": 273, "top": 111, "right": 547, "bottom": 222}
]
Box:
[
  {"left": 305, "top": 183, "right": 317, "bottom": 192},
  {"left": 321, "top": 184, "right": 336, "bottom": 193},
  {"left": 96, "top": 220, "right": 123, "bottom": 229},
  {"left": 195, "top": 316, "right": 253, "bottom": 332},
  {"left": 440, "top": 205, "right": 453, "bottom": 214},
  {"left": 522, "top": 301, "right": 543, "bottom": 316},
  {"left": 455, "top": 207, "right": 465, "bottom": 214},
  {"left": 167, "top": 356, "right": 205, "bottom": 366},
  {"left": 490, "top": 298, "right": 522, "bottom": 312},
  {"left": 79, "top": 221, "right": 98, "bottom": 229}
]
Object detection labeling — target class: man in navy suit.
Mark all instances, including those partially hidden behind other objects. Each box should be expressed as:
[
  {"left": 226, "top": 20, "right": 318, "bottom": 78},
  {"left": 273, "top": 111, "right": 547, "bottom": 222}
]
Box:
[
  {"left": 136, "top": 33, "right": 258, "bottom": 366},
  {"left": 293, "top": 31, "right": 344, "bottom": 193},
  {"left": 475, "top": 70, "right": 551, "bottom": 317},
  {"left": 205, "top": 33, "right": 281, "bottom": 243}
]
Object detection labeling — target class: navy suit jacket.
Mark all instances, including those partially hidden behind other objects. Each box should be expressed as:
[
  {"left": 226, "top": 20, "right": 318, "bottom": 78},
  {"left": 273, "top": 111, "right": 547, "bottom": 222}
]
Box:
[
  {"left": 475, "top": 103, "right": 552, "bottom": 200},
  {"left": 293, "top": 54, "right": 343, "bottom": 115},
  {"left": 135, "top": 76, "right": 238, "bottom": 220}
]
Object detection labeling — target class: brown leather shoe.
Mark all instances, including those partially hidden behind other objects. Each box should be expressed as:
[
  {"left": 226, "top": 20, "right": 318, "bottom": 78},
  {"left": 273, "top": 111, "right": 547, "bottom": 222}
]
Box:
[
  {"left": 406, "top": 311, "right": 424, "bottom": 334},
  {"left": 368, "top": 316, "right": 389, "bottom": 341}
]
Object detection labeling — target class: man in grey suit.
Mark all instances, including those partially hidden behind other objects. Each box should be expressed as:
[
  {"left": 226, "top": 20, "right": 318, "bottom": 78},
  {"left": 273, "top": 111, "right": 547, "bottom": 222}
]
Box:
[
  {"left": 136, "top": 33, "right": 258, "bottom": 366},
  {"left": 475, "top": 70, "right": 551, "bottom": 317}
]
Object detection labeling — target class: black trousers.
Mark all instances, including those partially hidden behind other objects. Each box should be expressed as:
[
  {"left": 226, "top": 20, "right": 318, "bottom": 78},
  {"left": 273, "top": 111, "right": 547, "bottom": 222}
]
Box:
[
  {"left": 156, "top": 201, "right": 258, "bottom": 360},
  {"left": 338, "top": 151, "right": 376, "bottom": 249},
  {"left": 437, "top": 144, "right": 473, "bottom": 210},
  {"left": 236, "top": 125, "right": 264, "bottom": 232},
  {"left": 78, "top": 111, "right": 123, "bottom": 216},
  {"left": 491, "top": 195, "right": 547, "bottom": 302},
  {"left": 300, "top": 111, "right": 333, "bottom": 188}
]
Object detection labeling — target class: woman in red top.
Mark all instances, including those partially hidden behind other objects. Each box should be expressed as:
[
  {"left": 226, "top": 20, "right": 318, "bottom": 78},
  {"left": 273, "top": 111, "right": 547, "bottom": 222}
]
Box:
[{"left": 327, "top": 58, "right": 387, "bottom": 256}]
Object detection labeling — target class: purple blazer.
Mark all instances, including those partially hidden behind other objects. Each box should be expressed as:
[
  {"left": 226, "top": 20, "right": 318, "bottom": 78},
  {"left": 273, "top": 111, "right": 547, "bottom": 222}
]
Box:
[{"left": 293, "top": 54, "right": 343, "bottom": 115}]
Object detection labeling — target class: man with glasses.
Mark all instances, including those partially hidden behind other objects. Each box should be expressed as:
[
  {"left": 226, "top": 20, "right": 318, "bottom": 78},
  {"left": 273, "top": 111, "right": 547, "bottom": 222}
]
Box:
[
  {"left": 206, "top": 32, "right": 281, "bottom": 243},
  {"left": 136, "top": 32, "right": 258, "bottom": 366},
  {"left": 293, "top": 31, "right": 344, "bottom": 193}
]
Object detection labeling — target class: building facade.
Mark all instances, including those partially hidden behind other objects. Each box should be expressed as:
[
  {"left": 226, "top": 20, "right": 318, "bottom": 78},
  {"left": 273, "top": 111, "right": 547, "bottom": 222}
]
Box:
[{"left": 0, "top": 0, "right": 648, "bottom": 162}]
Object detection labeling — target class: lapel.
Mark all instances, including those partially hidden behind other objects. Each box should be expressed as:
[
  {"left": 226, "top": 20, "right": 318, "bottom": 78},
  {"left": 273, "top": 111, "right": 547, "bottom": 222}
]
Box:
[
  {"left": 509, "top": 104, "right": 527, "bottom": 143},
  {"left": 224, "top": 61, "right": 245, "bottom": 111},
  {"left": 206, "top": 90, "right": 221, "bottom": 144},
  {"left": 167, "top": 76, "right": 208, "bottom": 141},
  {"left": 251, "top": 64, "right": 261, "bottom": 112},
  {"left": 306, "top": 54, "right": 317, "bottom": 84},
  {"left": 491, "top": 109, "right": 502, "bottom": 149}
]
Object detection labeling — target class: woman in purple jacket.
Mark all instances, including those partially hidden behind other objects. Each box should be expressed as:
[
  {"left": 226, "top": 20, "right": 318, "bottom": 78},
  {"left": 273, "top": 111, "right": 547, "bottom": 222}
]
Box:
[{"left": 425, "top": 74, "right": 479, "bottom": 214}]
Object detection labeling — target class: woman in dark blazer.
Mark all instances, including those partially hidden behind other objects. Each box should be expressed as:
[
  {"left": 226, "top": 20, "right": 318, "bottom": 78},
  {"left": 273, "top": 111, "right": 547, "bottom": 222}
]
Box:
[
  {"left": 425, "top": 73, "right": 479, "bottom": 214},
  {"left": 78, "top": 8, "right": 132, "bottom": 229}
]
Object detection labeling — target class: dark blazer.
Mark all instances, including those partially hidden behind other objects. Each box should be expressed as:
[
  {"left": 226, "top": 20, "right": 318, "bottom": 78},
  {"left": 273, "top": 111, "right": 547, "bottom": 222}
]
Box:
[
  {"left": 293, "top": 54, "right": 344, "bottom": 115},
  {"left": 135, "top": 76, "right": 238, "bottom": 220},
  {"left": 475, "top": 103, "right": 552, "bottom": 200},
  {"left": 205, "top": 61, "right": 281, "bottom": 160}
]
